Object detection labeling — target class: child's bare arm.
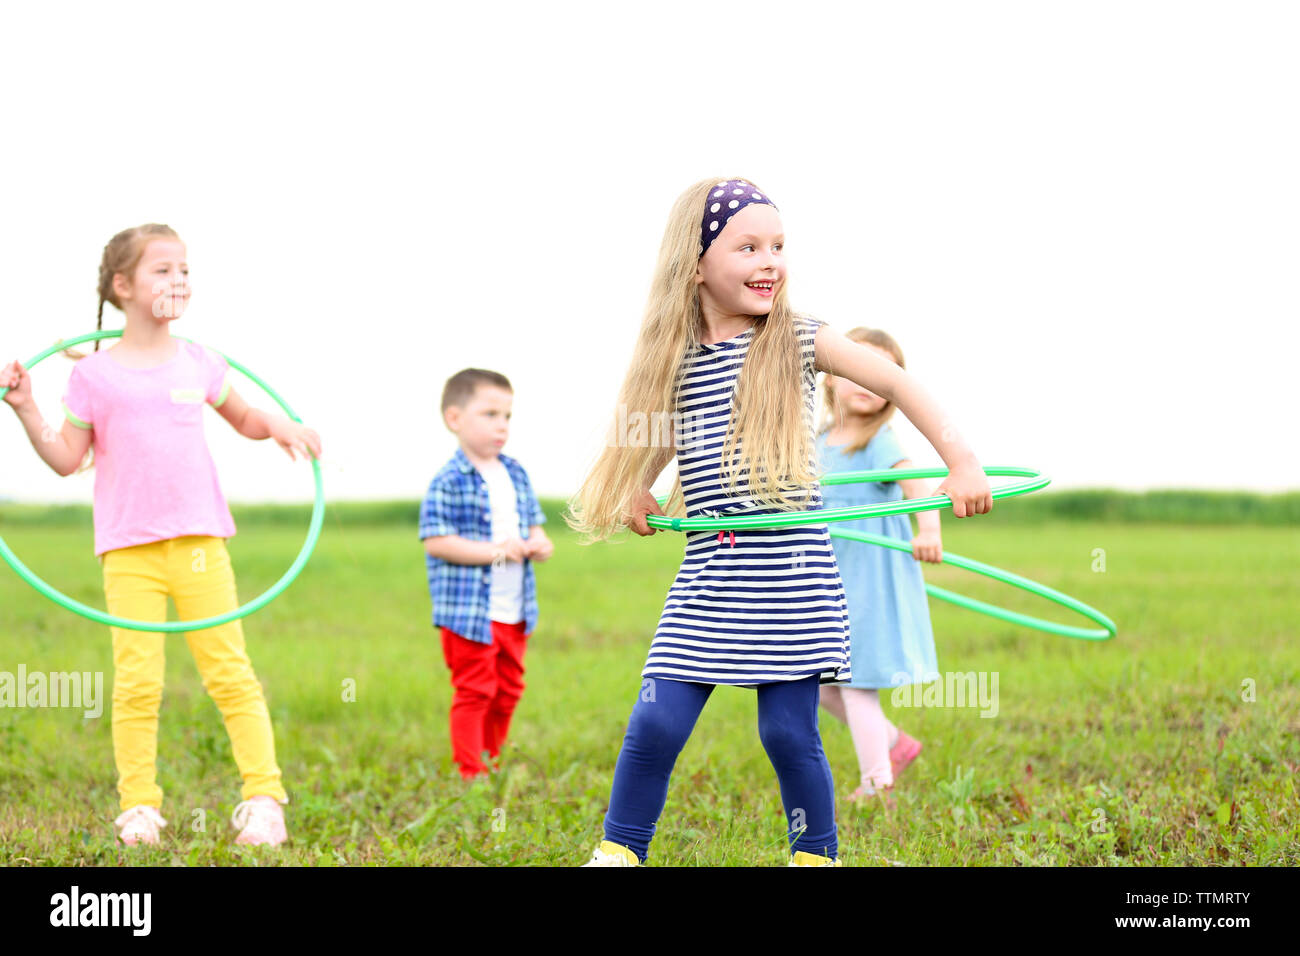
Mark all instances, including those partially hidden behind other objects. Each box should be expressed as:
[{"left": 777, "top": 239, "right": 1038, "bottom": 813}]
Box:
[
  {"left": 214, "top": 386, "right": 322, "bottom": 461},
  {"left": 424, "top": 535, "right": 524, "bottom": 565},
  {"left": 894, "top": 461, "right": 940, "bottom": 534},
  {"left": 627, "top": 443, "right": 676, "bottom": 536},
  {"left": 2, "top": 361, "right": 92, "bottom": 476},
  {"left": 524, "top": 525, "right": 553, "bottom": 562},
  {"left": 814, "top": 325, "right": 992, "bottom": 517},
  {"left": 639, "top": 442, "right": 675, "bottom": 492},
  {"left": 895, "top": 460, "right": 943, "bottom": 563},
  {"left": 15, "top": 411, "right": 91, "bottom": 477}
]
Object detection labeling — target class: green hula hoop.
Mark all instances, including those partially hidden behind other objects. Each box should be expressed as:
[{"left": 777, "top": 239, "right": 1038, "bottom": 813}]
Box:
[
  {"left": 830, "top": 528, "right": 1116, "bottom": 641},
  {"left": 649, "top": 467, "right": 1116, "bottom": 640},
  {"left": 0, "top": 329, "right": 324, "bottom": 633},
  {"left": 647, "top": 465, "right": 1049, "bottom": 531}
]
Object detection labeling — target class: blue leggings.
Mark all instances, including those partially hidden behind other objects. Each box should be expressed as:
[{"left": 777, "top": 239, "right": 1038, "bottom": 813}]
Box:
[{"left": 603, "top": 674, "right": 837, "bottom": 863}]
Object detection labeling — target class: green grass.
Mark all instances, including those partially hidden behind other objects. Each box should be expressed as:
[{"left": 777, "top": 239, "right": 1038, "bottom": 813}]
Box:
[{"left": 0, "top": 499, "right": 1296, "bottom": 866}]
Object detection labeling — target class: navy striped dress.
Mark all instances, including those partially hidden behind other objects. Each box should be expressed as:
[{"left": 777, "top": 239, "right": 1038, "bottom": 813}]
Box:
[{"left": 642, "top": 315, "right": 853, "bottom": 687}]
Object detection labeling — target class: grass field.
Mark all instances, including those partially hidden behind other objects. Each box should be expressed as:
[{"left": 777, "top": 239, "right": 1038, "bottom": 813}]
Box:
[{"left": 1, "top": 498, "right": 1297, "bottom": 866}]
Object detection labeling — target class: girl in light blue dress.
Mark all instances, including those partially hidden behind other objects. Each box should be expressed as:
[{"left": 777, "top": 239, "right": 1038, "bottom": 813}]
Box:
[{"left": 815, "top": 327, "right": 941, "bottom": 803}]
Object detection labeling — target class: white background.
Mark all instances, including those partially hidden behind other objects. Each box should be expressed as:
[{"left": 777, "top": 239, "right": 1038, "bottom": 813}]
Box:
[{"left": 1, "top": 0, "right": 1296, "bottom": 504}]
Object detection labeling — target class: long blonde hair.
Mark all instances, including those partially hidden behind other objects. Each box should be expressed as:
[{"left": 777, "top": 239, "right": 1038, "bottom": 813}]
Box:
[
  {"left": 818, "top": 327, "right": 904, "bottom": 455},
  {"left": 565, "top": 176, "right": 820, "bottom": 543}
]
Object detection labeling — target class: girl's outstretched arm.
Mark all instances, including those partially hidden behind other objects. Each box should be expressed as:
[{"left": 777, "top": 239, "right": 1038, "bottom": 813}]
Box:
[
  {"left": 214, "top": 386, "right": 322, "bottom": 462},
  {"left": 813, "top": 325, "right": 992, "bottom": 517},
  {"left": 1, "top": 360, "right": 93, "bottom": 476},
  {"left": 894, "top": 460, "right": 943, "bottom": 562}
]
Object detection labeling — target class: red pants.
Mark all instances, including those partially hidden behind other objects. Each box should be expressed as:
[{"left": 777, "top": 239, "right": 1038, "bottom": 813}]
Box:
[{"left": 440, "top": 620, "right": 529, "bottom": 779}]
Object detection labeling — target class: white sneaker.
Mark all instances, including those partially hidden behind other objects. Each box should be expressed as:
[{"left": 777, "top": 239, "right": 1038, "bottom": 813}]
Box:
[
  {"left": 231, "top": 795, "right": 288, "bottom": 846},
  {"left": 581, "top": 840, "right": 641, "bottom": 866},
  {"left": 114, "top": 805, "right": 167, "bottom": 846}
]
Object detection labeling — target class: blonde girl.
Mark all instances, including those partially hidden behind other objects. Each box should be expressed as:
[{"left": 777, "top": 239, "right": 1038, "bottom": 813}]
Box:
[
  {"left": 567, "top": 178, "right": 991, "bottom": 866},
  {"left": 816, "top": 327, "right": 940, "bottom": 806},
  {"left": 1, "top": 224, "right": 321, "bottom": 847}
]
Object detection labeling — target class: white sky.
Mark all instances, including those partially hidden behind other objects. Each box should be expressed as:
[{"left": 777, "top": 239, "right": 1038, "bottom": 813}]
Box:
[{"left": 2, "top": 0, "right": 1297, "bottom": 505}]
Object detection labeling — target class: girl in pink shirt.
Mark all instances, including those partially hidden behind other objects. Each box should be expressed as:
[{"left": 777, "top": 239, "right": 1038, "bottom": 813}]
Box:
[{"left": 2, "top": 224, "right": 321, "bottom": 848}]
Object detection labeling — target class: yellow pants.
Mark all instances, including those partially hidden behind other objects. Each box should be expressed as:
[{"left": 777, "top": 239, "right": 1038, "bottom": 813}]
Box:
[{"left": 101, "top": 535, "right": 287, "bottom": 811}]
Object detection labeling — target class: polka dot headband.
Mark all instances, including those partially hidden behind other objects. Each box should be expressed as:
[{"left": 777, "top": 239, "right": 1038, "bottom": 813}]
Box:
[{"left": 698, "top": 179, "right": 777, "bottom": 259}]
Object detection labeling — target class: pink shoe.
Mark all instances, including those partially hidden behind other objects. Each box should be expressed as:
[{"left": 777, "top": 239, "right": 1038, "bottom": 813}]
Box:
[
  {"left": 232, "top": 795, "right": 288, "bottom": 846},
  {"left": 889, "top": 731, "right": 922, "bottom": 780},
  {"left": 114, "top": 805, "right": 167, "bottom": 846}
]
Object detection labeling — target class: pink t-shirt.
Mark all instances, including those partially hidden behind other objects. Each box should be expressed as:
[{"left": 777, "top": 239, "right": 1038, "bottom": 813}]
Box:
[{"left": 62, "top": 339, "right": 238, "bottom": 556}]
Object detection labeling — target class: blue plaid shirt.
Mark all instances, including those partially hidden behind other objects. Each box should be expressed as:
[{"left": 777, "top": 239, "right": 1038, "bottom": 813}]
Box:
[{"left": 418, "top": 447, "right": 547, "bottom": 644}]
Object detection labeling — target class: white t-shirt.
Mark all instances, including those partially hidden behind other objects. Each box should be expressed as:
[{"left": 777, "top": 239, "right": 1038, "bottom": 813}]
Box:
[{"left": 479, "top": 458, "right": 525, "bottom": 624}]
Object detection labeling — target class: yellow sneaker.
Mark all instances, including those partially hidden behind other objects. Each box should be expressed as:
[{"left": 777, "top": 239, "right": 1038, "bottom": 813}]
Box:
[
  {"left": 789, "top": 850, "right": 842, "bottom": 866},
  {"left": 581, "top": 840, "right": 641, "bottom": 866}
]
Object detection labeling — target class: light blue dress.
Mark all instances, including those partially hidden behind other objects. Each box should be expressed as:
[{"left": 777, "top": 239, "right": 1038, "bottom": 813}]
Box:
[{"left": 815, "top": 424, "right": 938, "bottom": 689}]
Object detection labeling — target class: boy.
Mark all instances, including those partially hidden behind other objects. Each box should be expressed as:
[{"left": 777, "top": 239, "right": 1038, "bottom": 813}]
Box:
[{"left": 419, "top": 368, "right": 553, "bottom": 780}]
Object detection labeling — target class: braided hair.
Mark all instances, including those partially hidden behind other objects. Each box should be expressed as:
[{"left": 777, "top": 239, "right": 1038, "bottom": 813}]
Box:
[{"left": 90, "top": 223, "right": 182, "bottom": 352}]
